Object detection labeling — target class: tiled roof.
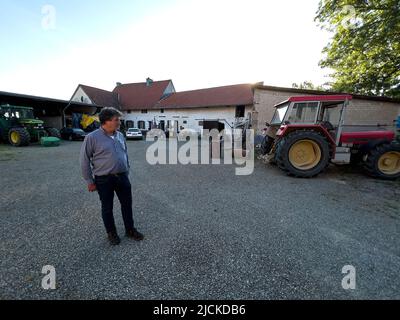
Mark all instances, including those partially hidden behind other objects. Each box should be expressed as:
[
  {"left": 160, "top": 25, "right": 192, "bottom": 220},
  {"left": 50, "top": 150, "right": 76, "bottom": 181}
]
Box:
[
  {"left": 76, "top": 81, "right": 256, "bottom": 111},
  {"left": 156, "top": 84, "right": 254, "bottom": 109},
  {"left": 79, "top": 85, "right": 119, "bottom": 108},
  {"left": 112, "top": 80, "right": 172, "bottom": 110}
]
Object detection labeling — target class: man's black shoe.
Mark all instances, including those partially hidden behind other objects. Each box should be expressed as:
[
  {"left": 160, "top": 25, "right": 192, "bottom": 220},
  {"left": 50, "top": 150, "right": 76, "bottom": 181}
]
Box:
[
  {"left": 107, "top": 231, "right": 121, "bottom": 245},
  {"left": 126, "top": 228, "right": 144, "bottom": 241}
]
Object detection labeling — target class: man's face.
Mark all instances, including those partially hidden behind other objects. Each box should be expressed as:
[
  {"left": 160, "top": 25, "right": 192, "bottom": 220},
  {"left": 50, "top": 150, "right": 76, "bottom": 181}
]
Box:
[{"left": 104, "top": 116, "right": 121, "bottom": 132}]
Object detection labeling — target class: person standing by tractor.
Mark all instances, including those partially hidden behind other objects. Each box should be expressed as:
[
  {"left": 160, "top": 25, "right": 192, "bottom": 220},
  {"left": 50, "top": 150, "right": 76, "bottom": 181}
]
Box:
[{"left": 80, "top": 107, "right": 144, "bottom": 246}]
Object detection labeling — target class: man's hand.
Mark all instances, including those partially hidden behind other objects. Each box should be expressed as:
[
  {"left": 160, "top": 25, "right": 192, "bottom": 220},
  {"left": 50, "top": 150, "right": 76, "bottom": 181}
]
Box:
[{"left": 88, "top": 183, "right": 97, "bottom": 192}]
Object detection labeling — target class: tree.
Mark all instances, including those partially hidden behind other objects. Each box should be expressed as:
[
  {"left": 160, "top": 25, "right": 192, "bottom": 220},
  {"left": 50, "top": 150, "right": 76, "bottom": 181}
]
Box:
[
  {"left": 315, "top": 0, "right": 400, "bottom": 98},
  {"left": 292, "top": 81, "right": 328, "bottom": 91}
]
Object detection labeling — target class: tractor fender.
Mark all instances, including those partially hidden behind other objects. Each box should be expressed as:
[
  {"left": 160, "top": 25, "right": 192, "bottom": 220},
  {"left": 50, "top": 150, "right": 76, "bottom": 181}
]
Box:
[{"left": 276, "top": 125, "right": 336, "bottom": 146}]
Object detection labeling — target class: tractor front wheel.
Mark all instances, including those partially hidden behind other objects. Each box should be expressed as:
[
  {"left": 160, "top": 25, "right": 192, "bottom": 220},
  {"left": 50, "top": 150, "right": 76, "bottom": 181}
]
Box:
[
  {"left": 275, "top": 130, "right": 331, "bottom": 178},
  {"left": 364, "top": 142, "right": 400, "bottom": 180},
  {"left": 260, "top": 135, "right": 274, "bottom": 155},
  {"left": 46, "top": 127, "right": 61, "bottom": 139},
  {"left": 8, "top": 128, "right": 30, "bottom": 147}
]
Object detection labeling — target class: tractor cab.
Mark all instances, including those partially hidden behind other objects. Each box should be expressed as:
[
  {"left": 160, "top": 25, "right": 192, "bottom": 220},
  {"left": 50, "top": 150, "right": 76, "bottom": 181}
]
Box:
[
  {"left": 269, "top": 95, "right": 350, "bottom": 142},
  {"left": 262, "top": 95, "right": 349, "bottom": 157},
  {"left": 0, "top": 104, "right": 60, "bottom": 147},
  {"left": 1, "top": 105, "right": 45, "bottom": 128},
  {"left": 261, "top": 95, "right": 400, "bottom": 180}
]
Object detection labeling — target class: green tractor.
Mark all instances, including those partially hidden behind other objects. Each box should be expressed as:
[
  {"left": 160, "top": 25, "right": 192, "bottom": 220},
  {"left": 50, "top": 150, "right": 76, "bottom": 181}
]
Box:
[{"left": 0, "top": 104, "right": 61, "bottom": 147}]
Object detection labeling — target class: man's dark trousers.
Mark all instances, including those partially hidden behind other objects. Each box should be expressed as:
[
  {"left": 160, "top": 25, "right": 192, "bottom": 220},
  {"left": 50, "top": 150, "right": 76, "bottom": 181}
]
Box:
[{"left": 94, "top": 172, "right": 134, "bottom": 233}]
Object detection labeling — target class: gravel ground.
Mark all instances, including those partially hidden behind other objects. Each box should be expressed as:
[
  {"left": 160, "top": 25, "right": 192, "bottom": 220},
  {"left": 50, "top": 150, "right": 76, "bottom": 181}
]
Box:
[{"left": 0, "top": 140, "right": 399, "bottom": 300}]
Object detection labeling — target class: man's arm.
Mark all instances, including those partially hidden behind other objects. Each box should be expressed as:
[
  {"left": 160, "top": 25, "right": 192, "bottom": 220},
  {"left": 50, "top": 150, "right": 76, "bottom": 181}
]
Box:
[
  {"left": 125, "top": 139, "right": 130, "bottom": 169},
  {"left": 121, "top": 133, "right": 130, "bottom": 170},
  {"left": 79, "top": 135, "right": 95, "bottom": 186}
]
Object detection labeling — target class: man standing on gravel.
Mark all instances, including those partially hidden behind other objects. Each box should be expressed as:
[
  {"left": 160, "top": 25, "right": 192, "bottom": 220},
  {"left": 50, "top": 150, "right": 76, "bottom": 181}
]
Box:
[{"left": 80, "top": 107, "right": 144, "bottom": 246}]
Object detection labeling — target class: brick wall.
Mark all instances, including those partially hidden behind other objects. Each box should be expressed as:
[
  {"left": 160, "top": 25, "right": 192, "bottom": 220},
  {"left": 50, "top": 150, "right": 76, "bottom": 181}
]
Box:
[{"left": 252, "top": 88, "right": 400, "bottom": 134}]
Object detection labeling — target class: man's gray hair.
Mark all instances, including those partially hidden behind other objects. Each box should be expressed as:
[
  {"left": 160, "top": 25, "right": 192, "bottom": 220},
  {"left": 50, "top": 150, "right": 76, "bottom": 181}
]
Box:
[{"left": 99, "top": 107, "right": 123, "bottom": 125}]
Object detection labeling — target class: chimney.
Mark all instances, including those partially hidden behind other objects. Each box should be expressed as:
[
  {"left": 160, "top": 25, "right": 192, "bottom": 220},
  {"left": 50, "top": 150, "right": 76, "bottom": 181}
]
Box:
[
  {"left": 116, "top": 82, "right": 122, "bottom": 87},
  {"left": 146, "top": 77, "right": 153, "bottom": 87}
]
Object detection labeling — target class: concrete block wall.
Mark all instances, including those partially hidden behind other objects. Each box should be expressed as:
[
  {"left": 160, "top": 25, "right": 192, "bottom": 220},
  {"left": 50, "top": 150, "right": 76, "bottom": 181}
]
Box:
[{"left": 253, "top": 88, "right": 400, "bottom": 134}]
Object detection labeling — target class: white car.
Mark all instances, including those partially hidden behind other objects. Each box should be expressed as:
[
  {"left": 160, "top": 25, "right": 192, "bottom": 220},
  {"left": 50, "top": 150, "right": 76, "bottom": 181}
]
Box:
[{"left": 126, "top": 128, "right": 143, "bottom": 140}]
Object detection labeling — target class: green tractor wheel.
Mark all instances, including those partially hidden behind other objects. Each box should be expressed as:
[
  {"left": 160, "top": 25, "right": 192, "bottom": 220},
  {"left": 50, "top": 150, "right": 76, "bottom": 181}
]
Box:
[
  {"left": 8, "top": 128, "right": 30, "bottom": 147},
  {"left": 46, "top": 127, "right": 61, "bottom": 139}
]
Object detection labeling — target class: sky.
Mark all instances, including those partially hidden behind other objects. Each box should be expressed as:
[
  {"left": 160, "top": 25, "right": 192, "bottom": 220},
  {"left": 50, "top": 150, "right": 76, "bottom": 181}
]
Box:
[{"left": 0, "top": 0, "right": 333, "bottom": 100}]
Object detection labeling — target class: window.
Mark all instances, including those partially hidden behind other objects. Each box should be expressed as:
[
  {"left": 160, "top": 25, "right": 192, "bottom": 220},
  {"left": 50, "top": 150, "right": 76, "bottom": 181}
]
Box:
[
  {"left": 183, "top": 120, "right": 187, "bottom": 124},
  {"left": 128, "top": 110, "right": 131, "bottom": 114},
  {"left": 141, "top": 110, "right": 148, "bottom": 114},
  {"left": 126, "top": 120, "right": 134, "bottom": 129},
  {"left": 322, "top": 103, "right": 343, "bottom": 127},
  {"left": 271, "top": 103, "right": 289, "bottom": 125},
  {"left": 235, "top": 105, "right": 246, "bottom": 118},
  {"left": 138, "top": 121, "right": 145, "bottom": 129},
  {"left": 286, "top": 102, "right": 319, "bottom": 124},
  {"left": 160, "top": 109, "right": 165, "bottom": 114}
]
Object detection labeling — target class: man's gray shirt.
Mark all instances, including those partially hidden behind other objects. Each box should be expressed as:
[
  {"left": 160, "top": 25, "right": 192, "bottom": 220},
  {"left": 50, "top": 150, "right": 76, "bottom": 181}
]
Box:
[{"left": 80, "top": 127, "right": 130, "bottom": 184}]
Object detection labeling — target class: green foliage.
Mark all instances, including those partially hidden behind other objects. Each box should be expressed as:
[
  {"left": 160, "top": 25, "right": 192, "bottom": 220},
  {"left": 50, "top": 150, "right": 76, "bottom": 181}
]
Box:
[
  {"left": 315, "top": 0, "right": 400, "bottom": 98},
  {"left": 292, "top": 81, "right": 328, "bottom": 91}
]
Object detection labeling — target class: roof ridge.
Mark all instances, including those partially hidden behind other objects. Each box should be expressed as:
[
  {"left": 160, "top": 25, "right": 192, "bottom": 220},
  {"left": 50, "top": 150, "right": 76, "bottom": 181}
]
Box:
[
  {"left": 79, "top": 84, "right": 113, "bottom": 94},
  {"left": 114, "top": 79, "right": 171, "bottom": 87},
  {"left": 169, "top": 83, "right": 253, "bottom": 95},
  {"left": 256, "top": 84, "right": 400, "bottom": 103}
]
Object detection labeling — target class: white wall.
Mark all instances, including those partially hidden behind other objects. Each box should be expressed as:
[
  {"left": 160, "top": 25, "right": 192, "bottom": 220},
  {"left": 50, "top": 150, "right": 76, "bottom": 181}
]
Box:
[
  {"left": 122, "top": 105, "right": 253, "bottom": 133},
  {"left": 71, "top": 87, "right": 93, "bottom": 104},
  {"left": 162, "top": 81, "right": 176, "bottom": 96}
]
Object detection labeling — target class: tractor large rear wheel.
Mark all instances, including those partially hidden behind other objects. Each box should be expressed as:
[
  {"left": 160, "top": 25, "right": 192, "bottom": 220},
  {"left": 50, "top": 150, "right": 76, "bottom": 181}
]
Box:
[
  {"left": 8, "top": 128, "right": 30, "bottom": 147},
  {"left": 275, "top": 130, "right": 331, "bottom": 178},
  {"left": 364, "top": 142, "right": 400, "bottom": 180}
]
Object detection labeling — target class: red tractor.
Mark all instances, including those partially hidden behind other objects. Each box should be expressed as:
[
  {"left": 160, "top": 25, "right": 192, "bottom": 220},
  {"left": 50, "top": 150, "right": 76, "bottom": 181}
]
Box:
[{"left": 260, "top": 95, "right": 400, "bottom": 180}]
